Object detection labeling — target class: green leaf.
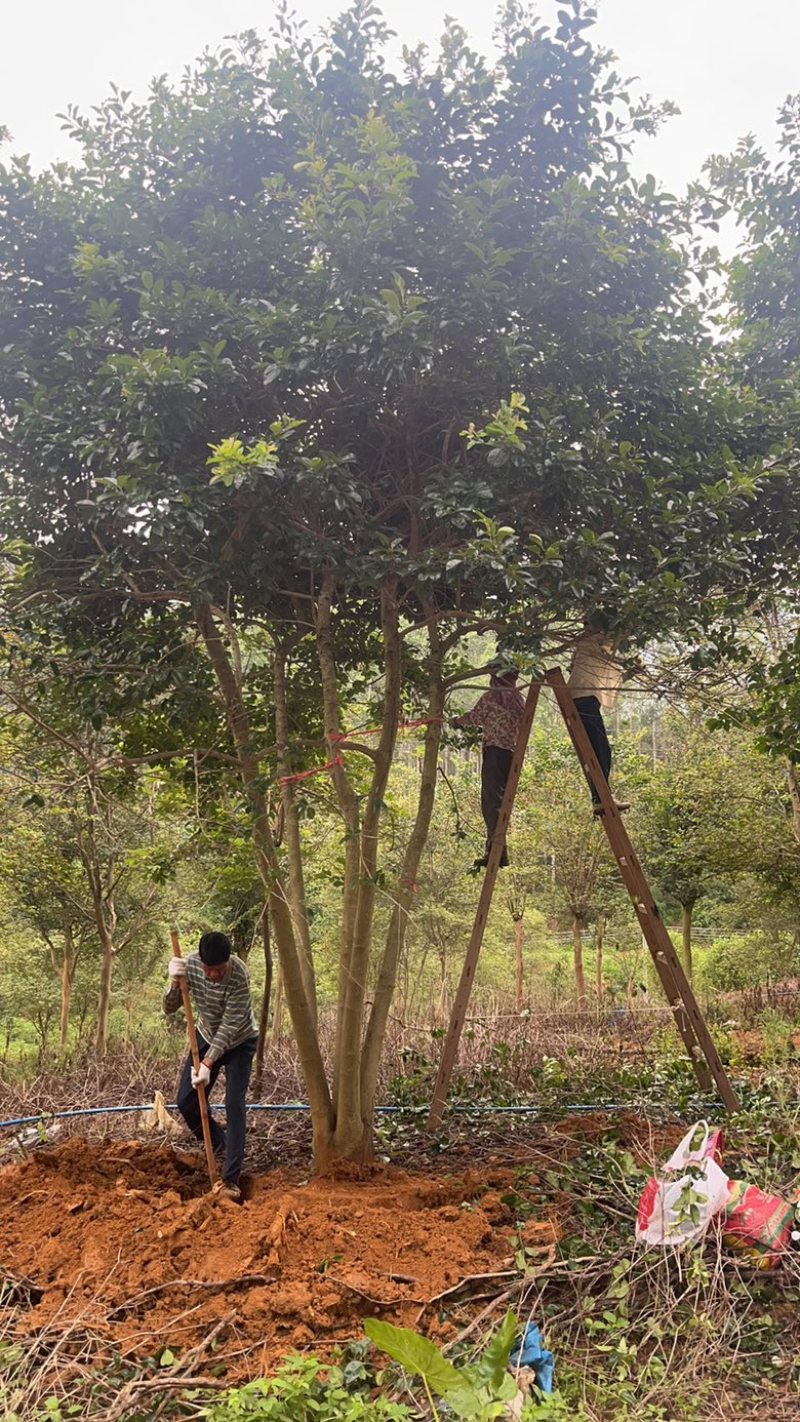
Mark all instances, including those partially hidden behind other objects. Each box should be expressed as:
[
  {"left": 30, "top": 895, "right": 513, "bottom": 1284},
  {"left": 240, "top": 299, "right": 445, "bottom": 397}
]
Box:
[
  {"left": 364, "top": 1318, "right": 465, "bottom": 1398},
  {"left": 469, "top": 1310, "right": 518, "bottom": 1390}
]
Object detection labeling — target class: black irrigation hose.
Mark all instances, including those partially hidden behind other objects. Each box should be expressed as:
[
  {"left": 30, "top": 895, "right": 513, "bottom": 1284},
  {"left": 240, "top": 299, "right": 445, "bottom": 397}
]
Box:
[{"left": 0, "top": 1099, "right": 707, "bottom": 1132}]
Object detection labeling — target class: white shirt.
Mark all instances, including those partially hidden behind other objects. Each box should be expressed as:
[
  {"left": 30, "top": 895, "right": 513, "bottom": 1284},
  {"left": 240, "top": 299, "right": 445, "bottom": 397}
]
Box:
[{"left": 567, "top": 632, "right": 623, "bottom": 711}]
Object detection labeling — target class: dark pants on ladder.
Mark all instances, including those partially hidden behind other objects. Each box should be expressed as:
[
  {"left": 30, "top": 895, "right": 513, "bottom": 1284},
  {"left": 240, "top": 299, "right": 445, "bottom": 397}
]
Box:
[
  {"left": 176, "top": 1033, "right": 257, "bottom": 1184},
  {"left": 481, "top": 745, "right": 513, "bottom": 865},
  {"left": 573, "top": 695, "right": 612, "bottom": 804}
]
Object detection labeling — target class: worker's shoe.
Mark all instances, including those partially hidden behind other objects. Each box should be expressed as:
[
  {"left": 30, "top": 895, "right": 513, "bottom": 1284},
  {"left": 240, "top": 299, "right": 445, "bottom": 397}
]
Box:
[
  {"left": 470, "top": 847, "right": 510, "bottom": 872},
  {"left": 593, "top": 797, "right": 631, "bottom": 816},
  {"left": 220, "top": 1181, "right": 242, "bottom": 1203}
]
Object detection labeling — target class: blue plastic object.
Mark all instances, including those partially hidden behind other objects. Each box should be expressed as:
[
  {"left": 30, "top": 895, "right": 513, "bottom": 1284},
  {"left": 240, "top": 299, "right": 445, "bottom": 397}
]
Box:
[{"left": 509, "top": 1322, "right": 555, "bottom": 1395}]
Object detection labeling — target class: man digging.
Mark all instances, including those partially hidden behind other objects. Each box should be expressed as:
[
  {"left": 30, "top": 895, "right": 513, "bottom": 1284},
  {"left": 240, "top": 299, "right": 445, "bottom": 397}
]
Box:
[{"left": 164, "top": 931, "right": 258, "bottom": 1201}]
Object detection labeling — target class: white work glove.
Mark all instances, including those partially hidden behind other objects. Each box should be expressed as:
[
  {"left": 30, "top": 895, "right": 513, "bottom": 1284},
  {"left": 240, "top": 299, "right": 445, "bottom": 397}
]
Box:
[
  {"left": 168, "top": 957, "right": 187, "bottom": 978},
  {"left": 191, "top": 1062, "right": 211, "bottom": 1089}
]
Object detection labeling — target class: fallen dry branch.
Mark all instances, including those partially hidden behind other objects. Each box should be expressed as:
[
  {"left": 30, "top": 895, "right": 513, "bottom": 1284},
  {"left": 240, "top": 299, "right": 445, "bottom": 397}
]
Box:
[
  {"left": 446, "top": 1244, "right": 557, "bottom": 1349},
  {"left": 109, "top": 1272, "right": 276, "bottom": 1318},
  {"left": 415, "top": 1269, "right": 521, "bottom": 1326},
  {"left": 105, "top": 1313, "right": 235, "bottom": 1422},
  {"left": 330, "top": 1276, "right": 424, "bottom": 1309},
  {"left": 0, "top": 1267, "right": 44, "bottom": 1307}
]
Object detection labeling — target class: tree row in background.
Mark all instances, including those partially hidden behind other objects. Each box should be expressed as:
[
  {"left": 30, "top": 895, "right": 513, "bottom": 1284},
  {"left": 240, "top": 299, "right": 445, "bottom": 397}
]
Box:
[{"left": 3, "top": 684, "right": 800, "bottom": 1066}]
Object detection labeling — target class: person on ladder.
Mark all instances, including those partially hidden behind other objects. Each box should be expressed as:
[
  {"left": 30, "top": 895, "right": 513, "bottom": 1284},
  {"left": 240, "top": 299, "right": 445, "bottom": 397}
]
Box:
[
  {"left": 453, "top": 662, "right": 525, "bottom": 870},
  {"left": 567, "top": 624, "right": 630, "bottom": 815}
]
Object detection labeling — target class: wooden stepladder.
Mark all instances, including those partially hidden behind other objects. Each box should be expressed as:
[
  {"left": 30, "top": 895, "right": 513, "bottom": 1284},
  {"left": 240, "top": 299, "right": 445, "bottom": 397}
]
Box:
[{"left": 427, "top": 668, "right": 738, "bottom": 1130}]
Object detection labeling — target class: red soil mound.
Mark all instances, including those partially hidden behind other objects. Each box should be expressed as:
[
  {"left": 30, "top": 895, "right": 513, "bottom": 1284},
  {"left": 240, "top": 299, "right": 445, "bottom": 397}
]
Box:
[{"left": 0, "top": 1139, "right": 558, "bottom": 1376}]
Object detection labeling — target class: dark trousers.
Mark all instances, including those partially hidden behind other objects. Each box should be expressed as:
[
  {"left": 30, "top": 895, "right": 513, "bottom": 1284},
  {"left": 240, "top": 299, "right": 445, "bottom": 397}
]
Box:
[
  {"left": 481, "top": 745, "right": 513, "bottom": 864},
  {"left": 573, "top": 695, "right": 612, "bottom": 804},
  {"left": 176, "top": 1033, "right": 257, "bottom": 1184}
]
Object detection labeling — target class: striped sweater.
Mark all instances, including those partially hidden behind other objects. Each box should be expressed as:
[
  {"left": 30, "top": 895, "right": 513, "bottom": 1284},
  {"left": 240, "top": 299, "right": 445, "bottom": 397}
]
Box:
[{"left": 163, "top": 954, "right": 257, "bottom": 1063}]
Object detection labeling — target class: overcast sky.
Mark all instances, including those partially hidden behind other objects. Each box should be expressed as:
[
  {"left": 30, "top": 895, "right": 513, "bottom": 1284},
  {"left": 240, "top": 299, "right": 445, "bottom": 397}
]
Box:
[{"left": 2, "top": 0, "right": 797, "bottom": 202}]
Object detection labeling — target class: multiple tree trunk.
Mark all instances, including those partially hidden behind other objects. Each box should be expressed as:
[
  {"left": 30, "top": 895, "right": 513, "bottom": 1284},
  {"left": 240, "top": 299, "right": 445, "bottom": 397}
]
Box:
[
  {"left": 73, "top": 781, "right": 158, "bottom": 1055},
  {"left": 195, "top": 581, "right": 445, "bottom": 1169}
]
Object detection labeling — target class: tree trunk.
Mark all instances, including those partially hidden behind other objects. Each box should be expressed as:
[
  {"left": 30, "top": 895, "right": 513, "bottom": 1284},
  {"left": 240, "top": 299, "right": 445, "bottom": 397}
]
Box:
[
  {"left": 254, "top": 906, "right": 273, "bottom": 1094},
  {"left": 96, "top": 927, "right": 114, "bottom": 1054},
  {"left": 59, "top": 924, "right": 77, "bottom": 1052},
  {"left": 274, "top": 643, "right": 317, "bottom": 1027},
  {"left": 316, "top": 574, "right": 402, "bottom": 1163},
  {"left": 572, "top": 917, "right": 587, "bottom": 1010},
  {"left": 198, "top": 590, "right": 443, "bottom": 1170},
  {"left": 360, "top": 609, "right": 444, "bottom": 1120},
  {"left": 73, "top": 786, "right": 119, "bottom": 1056},
  {"left": 681, "top": 902, "right": 694, "bottom": 981},
  {"left": 595, "top": 913, "right": 605, "bottom": 1003},
  {"left": 514, "top": 918, "right": 524, "bottom": 1011},
  {"left": 271, "top": 966, "right": 284, "bottom": 1045},
  {"left": 314, "top": 571, "right": 366, "bottom": 1136},
  {"left": 195, "top": 600, "right": 335, "bottom": 1165},
  {"left": 83, "top": 831, "right": 117, "bottom": 1057},
  {"left": 35, "top": 1010, "right": 52, "bottom": 1065},
  {"left": 788, "top": 763, "right": 800, "bottom": 847}
]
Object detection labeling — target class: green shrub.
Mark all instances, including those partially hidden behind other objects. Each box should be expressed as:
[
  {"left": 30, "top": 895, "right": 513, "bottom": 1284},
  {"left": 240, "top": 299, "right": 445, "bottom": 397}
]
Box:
[
  {"left": 203, "top": 1354, "right": 410, "bottom": 1422},
  {"left": 700, "top": 932, "right": 800, "bottom": 993}
]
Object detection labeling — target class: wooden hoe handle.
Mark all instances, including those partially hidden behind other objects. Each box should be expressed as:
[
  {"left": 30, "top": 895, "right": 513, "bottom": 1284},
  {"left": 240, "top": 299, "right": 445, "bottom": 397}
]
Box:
[{"left": 170, "top": 927, "right": 218, "bottom": 1184}]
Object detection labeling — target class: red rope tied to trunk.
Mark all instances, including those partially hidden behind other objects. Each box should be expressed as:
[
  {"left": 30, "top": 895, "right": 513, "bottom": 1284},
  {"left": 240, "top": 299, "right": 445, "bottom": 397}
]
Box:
[
  {"left": 277, "top": 716, "right": 443, "bottom": 786},
  {"left": 278, "top": 752, "right": 344, "bottom": 786},
  {"left": 327, "top": 714, "right": 443, "bottom": 745}
]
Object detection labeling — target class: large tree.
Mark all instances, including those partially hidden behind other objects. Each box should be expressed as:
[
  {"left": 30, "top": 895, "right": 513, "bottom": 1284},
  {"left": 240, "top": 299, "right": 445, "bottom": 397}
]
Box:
[{"left": 0, "top": 2, "right": 772, "bottom": 1165}]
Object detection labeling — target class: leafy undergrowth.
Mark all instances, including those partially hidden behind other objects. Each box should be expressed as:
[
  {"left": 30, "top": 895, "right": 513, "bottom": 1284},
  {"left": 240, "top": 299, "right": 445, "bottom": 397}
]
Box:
[{"left": 3, "top": 1049, "right": 800, "bottom": 1420}]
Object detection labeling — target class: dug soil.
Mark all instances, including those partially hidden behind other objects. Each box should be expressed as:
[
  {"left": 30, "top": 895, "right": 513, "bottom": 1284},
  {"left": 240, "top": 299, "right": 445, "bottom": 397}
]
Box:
[{"left": 0, "top": 1137, "right": 560, "bottom": 1377}]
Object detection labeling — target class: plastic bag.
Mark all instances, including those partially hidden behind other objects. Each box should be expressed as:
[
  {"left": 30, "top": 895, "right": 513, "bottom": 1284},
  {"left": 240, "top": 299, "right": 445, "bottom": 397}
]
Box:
[
  {"left": 636, "top": 1121, "right": 730, "bottom": 1247},
  {"left": 509, "top": 1322, "right": 554, "bottom": 1395},
  {"left": 722, "top": 1181, "right": 797, "bottom": 1268}
]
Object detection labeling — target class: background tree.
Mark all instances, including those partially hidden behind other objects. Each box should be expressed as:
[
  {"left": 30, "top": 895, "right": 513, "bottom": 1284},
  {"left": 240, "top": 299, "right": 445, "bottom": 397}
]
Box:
[
  {"left": 521, "top": 726, "right": 622, "bottom": 1008},
  {"left": 505, "top": 874, "right": 531, "bottom": 1012},
  {"left": 0, "top": 802, "right": 92, "bottom": 1053},
  {"left": 633, "top": 711, "right": 800, "bottom": 980},
  {"left": 693, "top": 97, "right": 800, "bottom": 801},
  {"left": 633, "top": 718, "right": 729, "bottom": 980}
]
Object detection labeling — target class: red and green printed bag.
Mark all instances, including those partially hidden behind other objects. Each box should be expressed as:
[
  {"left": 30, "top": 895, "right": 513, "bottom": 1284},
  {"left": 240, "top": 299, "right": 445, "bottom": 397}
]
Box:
[{"left": 722, "top": 1180, "right": 796, "bottom": 1268}]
